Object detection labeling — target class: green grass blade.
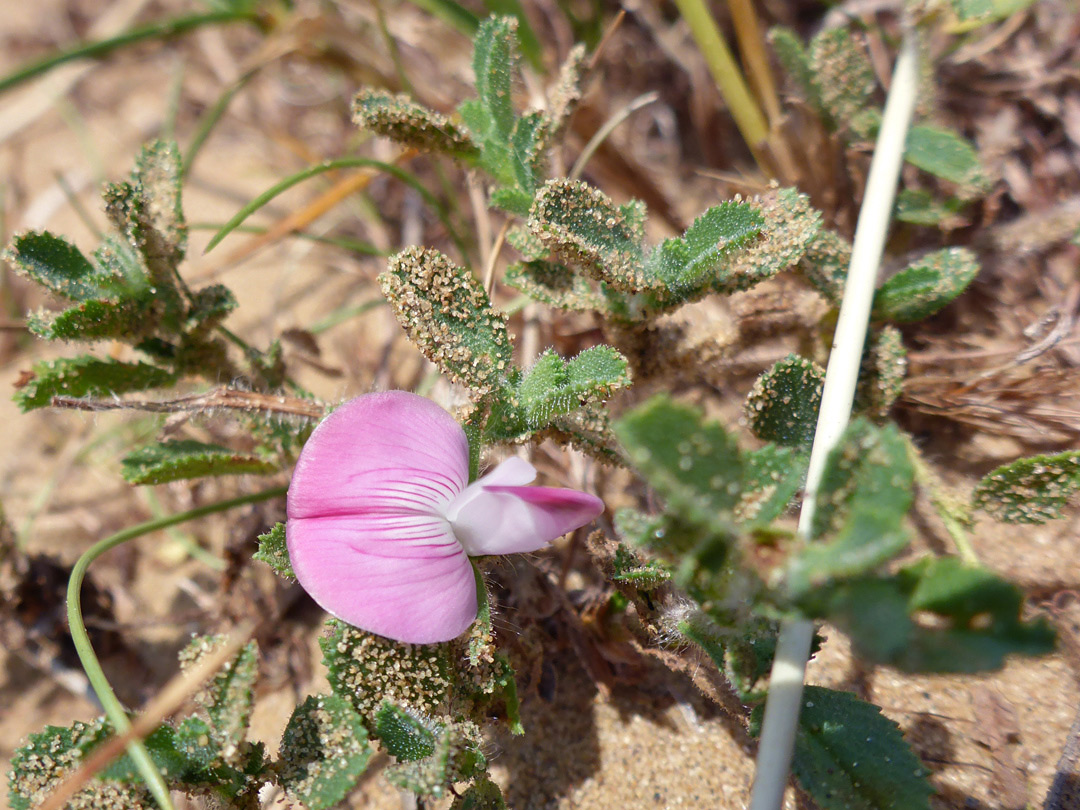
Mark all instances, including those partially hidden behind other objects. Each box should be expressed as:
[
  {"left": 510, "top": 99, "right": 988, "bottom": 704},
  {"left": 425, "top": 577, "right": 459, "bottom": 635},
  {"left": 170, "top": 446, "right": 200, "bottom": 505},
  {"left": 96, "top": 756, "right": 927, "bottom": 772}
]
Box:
[
  {"left": 0, "top": 11, "right": 257, "bottom": 96},
  {"left": 203, "top": 157, "right": 460, "bottom": 256},
  {"left": 404, "top": 0, "right": 480, "bottom": 36}
]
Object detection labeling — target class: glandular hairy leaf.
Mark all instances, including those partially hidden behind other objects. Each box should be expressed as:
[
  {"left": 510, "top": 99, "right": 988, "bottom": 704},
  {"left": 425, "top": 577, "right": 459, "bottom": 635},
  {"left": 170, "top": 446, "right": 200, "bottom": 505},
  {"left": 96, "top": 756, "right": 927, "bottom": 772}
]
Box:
[
  {"left": 744, "top": 355, "right": 824, "bottom": 448},
  {"left": 380, "top": 246, "right": 512, "bottom": 394},
  {"left": 6, "top": 231, "right": 119, "bottom": 302},
  {"left": 255, "top": 522, "right": 295, "bottom": 579},
  {"left": 769, "top": 27, "right": 821, "bottom": 116},
  {"left": 528, "top": 179, "right": 647, "bottom": 292},
  {"left": 178, "top": 635, "right": 259, "bottom": 759},
  {"left": 374, "top": 701, "right": 437, "bottom": 761},
  {"left": 28, "top": 296, "right": 155, "bottom": 342},
  {"left": 718, "top": 188, "right": 821, "bottom": 294},
  {"left": 120, "top": 439, "right": 276, "bottom": 485},
  {"left": 13, "top": 356, "right": 175, "bottom": 412},
  {"left": 278, "top": 694, "right": 372, "bottom": 810},
  {"left": 973, "top": 450, "right": 1080, "bottom": 524},
  {"left": 873, "top": 247, "right": 980, "bottom": 323},
  {"left": 797, "top": 228, "right": 851, "bottom": 305},
  {"left": 809, "top": 28, "right": 878, "bottom": 137},
  {"left": 854, "top": 325, "right": 907, "bottom": 420},
  {"left": 504, "top": 260, "right": 601, "bottom": 311},
  {"left": 450, "top": 777, "right": 507, "bottom": 810},
  {"left": 352, "top": 89, "right": 480, "bottom": 157}
]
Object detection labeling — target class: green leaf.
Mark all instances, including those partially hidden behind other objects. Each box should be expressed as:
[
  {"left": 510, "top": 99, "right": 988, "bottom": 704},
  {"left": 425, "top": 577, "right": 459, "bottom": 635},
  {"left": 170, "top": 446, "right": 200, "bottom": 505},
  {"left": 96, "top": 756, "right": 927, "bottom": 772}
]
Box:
[
  {"left": 320, "top": 619, "right": 451, "bottom": 720},
  {"left": 385, "top": 723, "right": 486, "bottom": 797},
  {"left": 807, "top": 559, "right": 1056, "bottom": 672},
  {"left": 613, "top": 396, "right": 742, "bottom": 527},
  {"left": 450, "top": 777, "right": 507, "bottom": 810},
  {"left": 184, "top": 283, "right": 237, "bottom": 331},
  {"left": 120, "top": 439, "right": 276, "bottom": 485},
  {"left": 853, "top": 326, "right": 907, "bottom": 420},
  {"left": 380, "top": 246, "right": 512, "bottom": 393},
  {"left": 278, "top": 694, "right": 373, "bottom": 810},
  {"left": 509, "top": 110, "right": 545, "bottom": 196},
  {"left": 769, "top": 27, "right": 820, "bottom": 114},
  {"left": 894, "top": 189, "right": 968, "bottom": 226},
  {"left": 718, "top": 188, "right": 821, "bottom": 295},
  {"left": 374, "top": 701, "right": 437, "bottom": 761},
  {"left": 487, "top": 345, "right": 631, "bottom": 440},
  {"left": 612, "top": 542, "right": 671, "bottom": 589},
  {"left": 105, "top": 140, "right": 188, "bottom": 285},
  {"left": 745, "top": 355, "right": 824, "bottom": 448},
  {"left": 472, "top": 16, "right": 518, "bottom": 146},
  {"left": 504, "top": 260, "right": 601, "bottom": 311},
  {"left": 28, "top": 296, "right": 155, "bottom": 341},
  {"left": 529, "top": 179, "right": 647, "bottom": 292},
  {"left": 178, "top": 635, "right": 259, "bottom": 755},
  {"left": 352, "top": 88, "right": 480, "bottom": 157},
  {"left": 254, "top": 522, "right": 295, "bottom": 578},
  {"left": 642, "top": 201, "right": 764, "bottom": 303},
  {"left": 13, "top": 356, "right": 175, "bottom": 412},
  {"left": 738, "top": 444, "right": 807, "bottom": 527},
  {"left": 490, "top": 186, "right": 534, "bottom": 217},
  {"left": 873, "top": 247, "right": 979, "bottom": 323},
  {"left": 811, "top": 419, "right": 913, "bottom": 540},
  {"left": 789, "top": 686, "right": 933, "bottom": 810},
  {"left": 797, "top": 228, "right": 851, "bottom": 305},
  {"left": 905, "top": 125, "right": 989, "bottom": 193},
  {"left": 542, "top": 43, "right": 587, "bottom": 145},
  {"left": 972, "top": 450, "right": 1080, "bottom": 523},
  {"left": 6, "top": 231, "right": 118, "bottom": 301},
  {"left": 808, "top": 28, "right": 877, "bottom": 136}
]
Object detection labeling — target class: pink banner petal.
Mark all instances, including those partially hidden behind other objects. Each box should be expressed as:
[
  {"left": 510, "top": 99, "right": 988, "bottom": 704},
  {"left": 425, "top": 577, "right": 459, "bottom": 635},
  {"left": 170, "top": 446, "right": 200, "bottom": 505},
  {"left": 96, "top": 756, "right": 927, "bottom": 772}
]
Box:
[
  {"left": 287, "top": 512, "right": 477, "bottom": 643},
  {"left": 450, "top": 484, "right": 604, "bottom": 556},
  {"left": 288, "top": 391, "right": 470, "bottom": 520}
]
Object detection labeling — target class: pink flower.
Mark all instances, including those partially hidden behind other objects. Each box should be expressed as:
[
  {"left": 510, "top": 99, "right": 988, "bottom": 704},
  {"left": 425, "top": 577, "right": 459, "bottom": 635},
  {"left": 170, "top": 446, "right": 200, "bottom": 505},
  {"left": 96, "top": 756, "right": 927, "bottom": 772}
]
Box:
[{"left": 286, "top": 391, "right": 604, "bottom": 643}]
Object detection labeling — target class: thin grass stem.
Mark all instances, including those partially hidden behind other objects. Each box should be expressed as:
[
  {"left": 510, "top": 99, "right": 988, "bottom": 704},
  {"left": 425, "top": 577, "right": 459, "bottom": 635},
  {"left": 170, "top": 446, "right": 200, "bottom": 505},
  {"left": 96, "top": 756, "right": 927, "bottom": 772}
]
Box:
[
  {"left": 748, "top": 31, "right": 920, "bottom": 810},
  {"left": 66, "top": 485, "right": 288, "bottom": 809}
]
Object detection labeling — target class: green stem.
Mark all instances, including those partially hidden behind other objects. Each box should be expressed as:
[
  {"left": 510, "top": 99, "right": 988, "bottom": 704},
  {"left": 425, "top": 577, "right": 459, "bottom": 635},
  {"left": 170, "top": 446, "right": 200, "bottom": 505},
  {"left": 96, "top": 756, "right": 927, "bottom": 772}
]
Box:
[
  {"left": 66, "top": 484, "right": 288, "bottom": 809},
  {"left": 203, "top": 157, "right": 467, "bottom": 260},
  {"left": 0, "top": 11, "right": 258, "bottom": 96},
  {"left": 903, "top": 433, "right": 978, "bottom": 565}
]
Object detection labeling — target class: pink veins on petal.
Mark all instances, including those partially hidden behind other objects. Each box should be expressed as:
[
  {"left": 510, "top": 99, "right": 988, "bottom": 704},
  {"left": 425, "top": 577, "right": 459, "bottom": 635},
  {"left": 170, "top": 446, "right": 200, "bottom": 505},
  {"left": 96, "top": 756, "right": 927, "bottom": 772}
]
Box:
[{"left": 286, "top": 391, "right": 604, "bottom": 644}]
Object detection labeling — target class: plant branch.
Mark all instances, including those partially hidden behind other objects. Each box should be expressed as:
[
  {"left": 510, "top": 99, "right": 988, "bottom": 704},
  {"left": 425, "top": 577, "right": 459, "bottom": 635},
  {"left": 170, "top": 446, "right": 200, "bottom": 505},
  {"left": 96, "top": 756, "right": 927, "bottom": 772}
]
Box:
[
  {"left": 748, "top": 30, "right": 920, "bottom": 810},
  {"left": 51, "top": 387, "right": 326, "bottom": 419},
  {"left": 66, "top": 486, "right": 287, "bottom": 809}
]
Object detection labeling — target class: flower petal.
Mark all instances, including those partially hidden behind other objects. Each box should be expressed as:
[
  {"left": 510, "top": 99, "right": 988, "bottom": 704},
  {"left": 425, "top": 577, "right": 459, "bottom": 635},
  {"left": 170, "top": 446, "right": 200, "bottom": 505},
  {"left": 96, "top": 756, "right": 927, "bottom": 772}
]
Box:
[
  {"left": 287, "top": 512, "right": 477, "bottom": 643},
  {"left": 288, "top": 391, "right": 469, "bottom": 520},
  {"left": 450, "top": 483, "right": 605, "bottom": 556}
]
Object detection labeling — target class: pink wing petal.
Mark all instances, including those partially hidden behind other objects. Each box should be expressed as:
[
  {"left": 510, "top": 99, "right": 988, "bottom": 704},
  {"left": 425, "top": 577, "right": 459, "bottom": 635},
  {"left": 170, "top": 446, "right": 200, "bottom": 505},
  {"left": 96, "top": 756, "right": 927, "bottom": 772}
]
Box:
[
  {"left": 287, "top": 512, "right": 477, "bottom": 643},
  {"left": 450, "top": 483, "right": 605, "bottom": 556},
  {"left": 288, "top": 391, "right": 469, "bottom": 519}
]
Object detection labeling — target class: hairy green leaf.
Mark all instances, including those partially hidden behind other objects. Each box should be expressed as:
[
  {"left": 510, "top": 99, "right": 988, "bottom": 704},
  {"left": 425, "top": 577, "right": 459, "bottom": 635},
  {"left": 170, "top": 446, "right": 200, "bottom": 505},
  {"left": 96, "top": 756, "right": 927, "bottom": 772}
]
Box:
[
  {"left": 321, "top": 619, "right": 451, "bottom": 721},
  {"left": 375, "top": 701, "right": 437, "bottom": 761},
  {"left": 450, "top": 777, "right": 507, "bottom": 810},
  {"left": 809, "top": 28, "right": 877, "bottom": 137},
  {"left": 184, "top": 283, "right": 237, "bottom": 331},
  {"left": 6, "top": 231, "right": 119, "bottom": 302},
  {"left": 278, "top": 694, "right": 372, "bottom": 810},
  {"left": 385, "top": 723, "right": 485, "bottom": 797},
  {"left": 894, "top": 189, "right": 968, "bottom": 226},
  {"left": 769, "top": 27, "right": 820, "bottom": 114},
  {"left": 973, "top": 450, "right": 1080, "bottom": 523},
  {"left": 472, "top": 16, "right": 518, "bottom": 145},
  {"left": 352, "top": 89, "right": 480, "bottom": 157},
  {"left": 642, "top": 201, "right": 763, "bottom": 304},
  {"left": 612, "top": 542, "right": 671, "bottom": 589},
  {"left": 738, "top": 444, "right": 807, "bottom": 527},
  {"left": 905, "top": 125, "right": 989, "bottom": 193},
  {"left": 254, "top": 522, "right": 295, "bottom": 578},
  {"left": 873, "top": 247, "right": 980, "bottom": 323},
  {"left": 745, "top": 355, "right": 824, "bottom": 448},
  {"left": 797, "top": 228, "right": 851, "bottom": 305},
  {"left": 120, "top": 439, "right": 276, "bottom": 485},
  {"left": 504, "top": 260, "right": 601, "bottom": 311},
  {"left": 789, "top": 686, "right": 933, "bottom": 810},
  {"left": 28, "top": 296, "right": 155, "bottom": 342},
  {"left": 178, "top": 635, "right": 259, "bottom": 756},
  {"left": 854, "top": 326, "right": 907, "bottom": 420},
  {"left": 14, "top": 356, "right": 174, "bottom": 412},
  {"left": 529, "top": 179, "right": 647, "bottom": 292},
  {"left": 614, "top": 396, "right": 742, "bottom": 527},
  {"left": 380, "top": 246, "right": 512, "bottom": 393},
  {"left": 718, "top": 188, "right": 820, "bottom": 295}
]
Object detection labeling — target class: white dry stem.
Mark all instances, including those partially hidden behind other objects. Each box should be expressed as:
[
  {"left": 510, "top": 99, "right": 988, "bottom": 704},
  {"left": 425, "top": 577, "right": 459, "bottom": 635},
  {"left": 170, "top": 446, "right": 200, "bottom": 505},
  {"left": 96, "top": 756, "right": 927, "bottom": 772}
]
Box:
[{"left": 748, "top": 31, "right": 920, "bottom": 810}]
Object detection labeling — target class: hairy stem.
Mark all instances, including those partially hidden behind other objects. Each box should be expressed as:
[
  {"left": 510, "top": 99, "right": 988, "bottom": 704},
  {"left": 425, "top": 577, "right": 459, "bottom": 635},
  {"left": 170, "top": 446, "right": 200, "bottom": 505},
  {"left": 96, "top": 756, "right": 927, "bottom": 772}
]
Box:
[{"left": 65, "top": 485, "right": 288, "bottom": 809}]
